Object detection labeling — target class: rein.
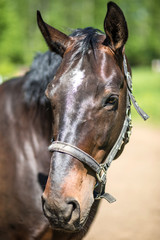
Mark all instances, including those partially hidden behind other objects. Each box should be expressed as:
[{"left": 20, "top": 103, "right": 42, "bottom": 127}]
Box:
[{"left": 48, "top": 55, "right": 149, "bottom": 203}]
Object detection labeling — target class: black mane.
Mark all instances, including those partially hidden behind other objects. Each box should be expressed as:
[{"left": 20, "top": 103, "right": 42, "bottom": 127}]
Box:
[
  {"left": 23, "top": 51, "right": 62, "bottom": 106},
  {"left": 23, "top": 28, "right": 103, "bottom": 106}
]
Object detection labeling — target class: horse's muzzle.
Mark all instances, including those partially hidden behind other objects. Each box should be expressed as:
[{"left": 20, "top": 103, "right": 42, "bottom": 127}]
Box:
[{"left": 41, "top": 195, "right": 81, "bottom": 231}]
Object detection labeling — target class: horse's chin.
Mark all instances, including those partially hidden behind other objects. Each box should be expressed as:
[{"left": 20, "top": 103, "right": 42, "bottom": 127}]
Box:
[
  {"left": 49, "top": 221, "right": 84, "bottom": 233},
  {"left": 48, "top": 214, "right": 89, "bottom": 233}
]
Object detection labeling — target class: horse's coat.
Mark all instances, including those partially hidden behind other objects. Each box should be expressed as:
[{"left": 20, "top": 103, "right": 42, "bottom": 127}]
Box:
[{"left": 0, "top": 52, "right": 59, "bottom": 239}]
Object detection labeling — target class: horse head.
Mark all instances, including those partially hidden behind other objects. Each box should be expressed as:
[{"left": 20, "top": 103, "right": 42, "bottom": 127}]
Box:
[{"left": 37, "top": 1, "right": 129, "bottom": 232}]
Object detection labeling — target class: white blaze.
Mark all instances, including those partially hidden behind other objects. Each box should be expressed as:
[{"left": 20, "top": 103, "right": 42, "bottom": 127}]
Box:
[{"left": 72, "top": 69, "right": 85, "bottom": 93}]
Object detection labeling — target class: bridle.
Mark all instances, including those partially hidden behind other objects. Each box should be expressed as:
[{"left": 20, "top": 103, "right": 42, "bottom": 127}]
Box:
[{"left": 48, "top": 55, "right": 149, "bottom": 203}]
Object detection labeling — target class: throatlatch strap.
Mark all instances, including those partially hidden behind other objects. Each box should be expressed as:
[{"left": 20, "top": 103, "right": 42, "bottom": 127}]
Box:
[
  {"left": 123, "top": 55, "right": 149, "bottom": 120},
  {"left": 128, "top": 91, "right": 149, "bottom": 120}
]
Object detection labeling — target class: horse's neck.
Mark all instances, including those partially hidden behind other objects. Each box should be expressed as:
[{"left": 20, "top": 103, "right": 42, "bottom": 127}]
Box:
[
  {"left": 4, "top": 76, "right": 52, "bottom": 176},
  {"left": 0, "top": 77, "right": 51, "bottom": 235},
  {"left": 22, "top": 77, "right": 52, "bottom": 143},
  {"left": 2, "top": 76, "right": 52, "bottom": 148}
]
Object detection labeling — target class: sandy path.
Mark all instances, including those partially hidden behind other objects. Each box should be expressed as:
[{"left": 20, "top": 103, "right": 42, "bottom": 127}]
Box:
[{"left": 85, "top": 124, "right": 160, "bottom": 240}]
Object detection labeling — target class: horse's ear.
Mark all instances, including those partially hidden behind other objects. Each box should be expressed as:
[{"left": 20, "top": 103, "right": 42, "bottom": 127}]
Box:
[
  {"left": 37, "top": 11, "right": 72, "bottom": 56},
  {"left": 103, "top": 2, "right": 128, "bottom": 52}
]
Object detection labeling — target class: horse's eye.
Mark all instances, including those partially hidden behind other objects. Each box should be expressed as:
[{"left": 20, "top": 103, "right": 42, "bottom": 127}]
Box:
[{"left": 102, "top": 95, "right": 119, "bottom": 110}]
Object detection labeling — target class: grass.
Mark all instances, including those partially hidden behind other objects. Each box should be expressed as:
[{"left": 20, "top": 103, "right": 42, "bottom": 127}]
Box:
[{"left": 131, "top": 67, "right": 160, "bottom": 125}]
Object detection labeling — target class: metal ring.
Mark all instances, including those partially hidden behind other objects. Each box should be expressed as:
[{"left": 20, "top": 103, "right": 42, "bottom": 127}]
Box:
[{"left": 96, "top": 166, "right": 107, "bottom": 183}]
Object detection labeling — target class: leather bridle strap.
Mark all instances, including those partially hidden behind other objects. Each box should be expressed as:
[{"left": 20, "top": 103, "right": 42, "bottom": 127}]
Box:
[
  {"left": 123, "top": 55, "right": 149, "bottom": 121},
  {"left": 48, "top": 141, "right": 101, "bottom": 174}
]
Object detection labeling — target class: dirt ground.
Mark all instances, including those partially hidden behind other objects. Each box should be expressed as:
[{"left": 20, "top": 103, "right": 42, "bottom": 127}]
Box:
[{"left": 85, "top": 124, "right": 160, "bottom": 240}]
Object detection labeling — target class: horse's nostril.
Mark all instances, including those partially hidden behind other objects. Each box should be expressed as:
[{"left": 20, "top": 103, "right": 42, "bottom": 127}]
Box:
[
  {"left": 65, "top": 198, "right": 80, "bottom": 223},
  {"left": 42, "top": 198, "right": 54, "bottom": 219},
  {"left": 41, "top": 196, "right": 80, "bottom": 228},
  {"left": 67, "top": 199, "right": 79, "bottom": 211},
  {"left": 41, "top": 195, "right": 46, "bottom": 207},
  {"left": 41, "top": 195, "right": 53, "bottom": 217}
]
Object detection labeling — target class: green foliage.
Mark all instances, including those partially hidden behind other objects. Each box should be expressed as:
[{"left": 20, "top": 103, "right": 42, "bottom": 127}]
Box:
[
  {"left": 0, "top": 60, "right": 15, "bottom": 77},
  {"left": 0, "top": 1, "right": 25, "bottom": 63},
  {"left": 0, "top": 0, "right": 160, "bottom": 77}
]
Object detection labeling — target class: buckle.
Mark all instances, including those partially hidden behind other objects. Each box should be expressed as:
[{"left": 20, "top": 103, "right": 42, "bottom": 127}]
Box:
[{"left": 96, "top": 165, "right": 107, "bottom": 184}]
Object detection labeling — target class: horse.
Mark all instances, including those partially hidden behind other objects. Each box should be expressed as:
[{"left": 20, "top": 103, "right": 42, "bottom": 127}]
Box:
[{"left": 0, "top": 2, "right": 148, "bottom": 240}]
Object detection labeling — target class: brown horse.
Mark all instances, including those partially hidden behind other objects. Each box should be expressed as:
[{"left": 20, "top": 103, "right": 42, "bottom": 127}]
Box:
[{"left": 0, "top": 2, "right": 148, "bottom": 240}]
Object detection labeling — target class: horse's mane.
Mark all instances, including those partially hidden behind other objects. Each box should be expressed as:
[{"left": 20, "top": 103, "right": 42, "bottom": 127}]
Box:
[
  {"left": 23, "top": 51, "right": 62, "bottom": 106},
  {"left": 23, "top": 28, "right": 103, "bottom": 106}
]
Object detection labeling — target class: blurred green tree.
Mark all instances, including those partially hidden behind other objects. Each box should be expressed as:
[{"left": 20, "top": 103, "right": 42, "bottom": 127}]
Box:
[{"left": 0, "top": 0, "right": 159, "bottom": 73}]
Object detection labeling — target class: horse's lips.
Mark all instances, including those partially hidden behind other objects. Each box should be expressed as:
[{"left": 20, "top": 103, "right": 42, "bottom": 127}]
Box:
[
  {"left": 48, "top": 218, "right": 84, "bottom": 232},
  {"left": 45, "top": 209, "right": 89, "bottom": 232}
]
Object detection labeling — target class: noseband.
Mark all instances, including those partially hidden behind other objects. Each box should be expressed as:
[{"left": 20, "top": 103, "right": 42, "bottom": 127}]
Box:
[{"left": 48, "top": 55, "right": 149, "bottom": 203}]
